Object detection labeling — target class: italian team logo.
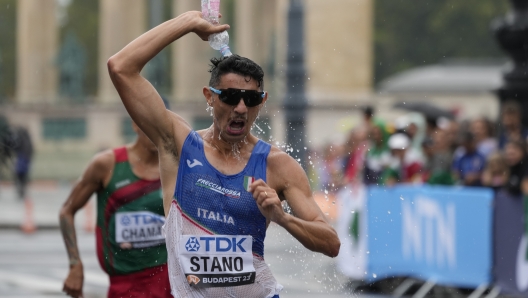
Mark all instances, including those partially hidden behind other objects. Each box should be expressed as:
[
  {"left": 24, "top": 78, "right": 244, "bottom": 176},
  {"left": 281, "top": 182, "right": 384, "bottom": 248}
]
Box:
[{"left": 243, "top": 176, "right": 256, "bottom": 192}]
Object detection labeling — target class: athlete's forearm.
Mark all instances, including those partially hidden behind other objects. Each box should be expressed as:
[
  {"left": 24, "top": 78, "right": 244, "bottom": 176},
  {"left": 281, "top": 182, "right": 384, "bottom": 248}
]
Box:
[
  {"left": 108, "top": 12, "right": 195, "bottom": 75},
  {"left": 276, "top": 214, "right": 340, "bottom": 257},
  {"left": 59, "top": 210, "right": 82, "bottom": 267}
]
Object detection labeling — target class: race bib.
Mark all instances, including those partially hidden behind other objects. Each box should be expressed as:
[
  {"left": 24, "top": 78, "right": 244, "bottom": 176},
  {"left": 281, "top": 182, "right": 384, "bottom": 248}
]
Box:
[
  {"left": 179, "top": 235, "right": 256, "bottom": 288},
  {"left": 115, "top": 211, "right": 165, "bottom": 249}
]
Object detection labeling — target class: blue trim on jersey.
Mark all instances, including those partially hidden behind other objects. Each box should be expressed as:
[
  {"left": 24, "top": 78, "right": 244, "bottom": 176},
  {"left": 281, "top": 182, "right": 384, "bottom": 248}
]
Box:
[{"left": 175, "top": 131, "right": 271, "bottom": 256}]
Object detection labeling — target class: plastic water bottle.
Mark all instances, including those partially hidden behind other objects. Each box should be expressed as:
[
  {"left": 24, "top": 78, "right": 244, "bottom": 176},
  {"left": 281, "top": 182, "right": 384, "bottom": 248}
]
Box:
[{"left": 201, "top": 0, "right": 232, "bottom": 57}]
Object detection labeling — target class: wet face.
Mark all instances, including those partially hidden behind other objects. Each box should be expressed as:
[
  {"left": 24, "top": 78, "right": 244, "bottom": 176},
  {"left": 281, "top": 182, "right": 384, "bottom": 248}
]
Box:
[{"left": 204, "top": 73, "right": 266, "bottom": 144}]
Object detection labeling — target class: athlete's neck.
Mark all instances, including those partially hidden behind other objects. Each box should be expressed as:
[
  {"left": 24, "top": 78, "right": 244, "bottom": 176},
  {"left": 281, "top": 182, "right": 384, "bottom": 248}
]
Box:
[
  {"left": 204, "top": 128, "right": 253, "bottom": 158},
  {"left": 128, "top": 141, "right": 159, "bottom": 165}
]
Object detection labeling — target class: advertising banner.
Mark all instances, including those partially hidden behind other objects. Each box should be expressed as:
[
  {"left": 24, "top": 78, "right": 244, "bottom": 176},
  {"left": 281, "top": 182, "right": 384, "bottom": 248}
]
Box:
[
  {"left": 366, "top": 185, "right": 493, "bottom": 288},
  {"left": 335, "top": 184, "right": 368, "bottom": 279},
  {"left": 493, "top": 190, "right": 528, "bottom": 295}
]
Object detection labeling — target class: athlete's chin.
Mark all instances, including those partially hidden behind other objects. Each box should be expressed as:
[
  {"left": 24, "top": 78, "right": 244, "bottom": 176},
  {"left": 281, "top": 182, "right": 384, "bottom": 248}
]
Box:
[{"left": 222, "top": 131, "right": 249, "bottom": 143}]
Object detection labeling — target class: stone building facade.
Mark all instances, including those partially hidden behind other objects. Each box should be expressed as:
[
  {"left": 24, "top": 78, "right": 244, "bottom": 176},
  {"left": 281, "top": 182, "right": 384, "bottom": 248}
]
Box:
[{"left": 7, "top": 0, "right": 373, "bottom": 179}]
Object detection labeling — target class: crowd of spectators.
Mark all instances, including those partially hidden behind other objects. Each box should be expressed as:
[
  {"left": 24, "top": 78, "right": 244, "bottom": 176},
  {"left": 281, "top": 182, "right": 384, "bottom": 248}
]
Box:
[{"left": 311, "top": 101, "right": 528, "bottom": 197}]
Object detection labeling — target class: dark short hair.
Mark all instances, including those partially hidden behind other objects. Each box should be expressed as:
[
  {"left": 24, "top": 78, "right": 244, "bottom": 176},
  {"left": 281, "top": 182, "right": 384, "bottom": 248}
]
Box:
[{"left": 208, "top": 55, "right": 264, "bottom": 90}]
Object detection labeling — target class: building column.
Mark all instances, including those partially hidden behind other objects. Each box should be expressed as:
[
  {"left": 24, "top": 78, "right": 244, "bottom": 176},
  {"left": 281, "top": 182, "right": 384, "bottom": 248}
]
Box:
[
  {"left": 305, "top": 0, "right": 373, "bottom": 102},
  {"left": 235, "top": 0, "right": 257, "bottom": 59},
  {"left": 16, "top": 0, "right": 58, "bottom": 104},
  {"left": 98, "top": 0, "right": 146, "bottom": 104},
  {"left": 172, "top": 1, "right": 213, "bottom": 103},
  {"left": 235, "top": 0, "right": 277, "bottom": 91}
]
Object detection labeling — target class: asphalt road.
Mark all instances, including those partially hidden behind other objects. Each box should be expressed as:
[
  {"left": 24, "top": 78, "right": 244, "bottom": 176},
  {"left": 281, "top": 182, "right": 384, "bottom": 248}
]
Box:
[{"left": 0, "top": 224, "right": 378, "bottom": 298}]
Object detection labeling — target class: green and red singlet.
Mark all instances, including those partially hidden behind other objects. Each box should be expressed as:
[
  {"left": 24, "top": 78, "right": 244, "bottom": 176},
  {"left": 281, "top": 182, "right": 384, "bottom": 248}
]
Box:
[{"left": 96, "top": 147, "right": 167, "bottom": 276}]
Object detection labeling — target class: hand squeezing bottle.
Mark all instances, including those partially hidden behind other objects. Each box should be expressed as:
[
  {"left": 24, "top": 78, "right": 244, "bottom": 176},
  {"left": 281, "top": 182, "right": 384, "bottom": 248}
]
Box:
[{"left": 201, "top": 0, "right": 232, "bottom": 57}]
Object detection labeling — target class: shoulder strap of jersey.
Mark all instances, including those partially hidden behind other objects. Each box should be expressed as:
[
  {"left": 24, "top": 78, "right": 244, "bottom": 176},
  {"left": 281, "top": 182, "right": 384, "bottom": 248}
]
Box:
[{"left": 113, "top": 147, "right": 128, "bottom": 163}]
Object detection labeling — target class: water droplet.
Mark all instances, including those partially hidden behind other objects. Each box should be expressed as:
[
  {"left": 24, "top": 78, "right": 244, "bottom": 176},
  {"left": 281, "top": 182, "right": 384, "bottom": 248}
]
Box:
[
  {"left": 387, "top": 211, "right": 391, "bottom": 214},
  {"left": 373, "top": 273, "right": 377, "bottom": 278},
  {"left": 400, "top": 196, "right": 404, "bottom": 200}
]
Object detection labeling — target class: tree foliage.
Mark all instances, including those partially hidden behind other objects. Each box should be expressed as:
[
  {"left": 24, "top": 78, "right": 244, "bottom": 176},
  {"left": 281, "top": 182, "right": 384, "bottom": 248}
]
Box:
[{"left": 374, "top": 0, "right": 510, "bottom": 83}]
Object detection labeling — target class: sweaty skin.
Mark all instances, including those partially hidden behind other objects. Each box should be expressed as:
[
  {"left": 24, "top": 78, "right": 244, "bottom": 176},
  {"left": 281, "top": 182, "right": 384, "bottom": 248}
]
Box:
[
  {"left": 107, "top": 11, "right": 340, "bottom": 258},
  {"left": 59, "top": 123, "right": 160, "bottom": 298}
]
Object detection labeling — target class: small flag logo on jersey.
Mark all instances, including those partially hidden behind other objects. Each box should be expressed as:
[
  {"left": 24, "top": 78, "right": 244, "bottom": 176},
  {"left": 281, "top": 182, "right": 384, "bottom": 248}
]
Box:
[{"left": 243, "top": 176, "right": 256, "bottom": 192}]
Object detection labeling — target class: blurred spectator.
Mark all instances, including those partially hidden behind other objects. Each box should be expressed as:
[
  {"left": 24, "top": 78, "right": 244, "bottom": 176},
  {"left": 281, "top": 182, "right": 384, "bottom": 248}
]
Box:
[
  {"left": 425, "top": 117, "right": 438, "bottom": 138},
  {"left": 342, "top": 126, "right": 368, "bottom": 185},
  {"left": 362, "top": 105, "right": 374, "bottom": 128},
  {"left": 498, "top": 101, "right": 528, "bottom": 149},
  {"left": 445, "top": 119, "right": 462, "bottom": 152},
  {"left": 364, "top": 120, "right": 390, "bottom": 185},
  {"left": 481, "top": 152, "right": 509, "bottom": 192},
  {"left": 12, "top": 127, "right": 33, "bottom": 200},
  {"left": 504, "top": 140, "right": 528, "bottom": 196},
  {"left": 0, "top": 115, "right": 14, "bottom": 177},
  {"left": 470, "top": 117, "right": 498, "bottom": 158},
  {"left": 395, "top": 113, "right": 426, "bottom": 162},
  {"left": 422, "top": 130, "right": 455, "bottom": 185},
  {"left": 381, "top": 133, "right": 423, "bottom": 186},
  {"left": 452, "top": 131, "right": 485, "bottom": 186},
  {"left": 318, "top": 143, "right": 344, "bottom": 193}
]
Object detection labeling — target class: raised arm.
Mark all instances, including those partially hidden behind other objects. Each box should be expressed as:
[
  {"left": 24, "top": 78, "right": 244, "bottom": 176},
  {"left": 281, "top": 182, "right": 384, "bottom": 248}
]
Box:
[
  {"left": 250, "top": 150, "right": 341, "bottom": 257},
  {"left": 59, "top": 151, "right": 113, "bottom": 298},
  {"left": 107, "top": 11, "right": 230, "bottom": 150}
]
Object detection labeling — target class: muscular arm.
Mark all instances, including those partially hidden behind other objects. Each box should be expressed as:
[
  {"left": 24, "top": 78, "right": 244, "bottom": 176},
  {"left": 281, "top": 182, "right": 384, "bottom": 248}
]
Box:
[
  {"left": 59, "top": 151, "right": 113, "bottom": 298},
  {"left": 107, "top": 11, "right": 229, "bottom": 150},
  {"left": 107, "top": 11, "right": 229, "bottom": 214},
  {"left": 251, "top": 150, "right": 340, "bottom": 258}
]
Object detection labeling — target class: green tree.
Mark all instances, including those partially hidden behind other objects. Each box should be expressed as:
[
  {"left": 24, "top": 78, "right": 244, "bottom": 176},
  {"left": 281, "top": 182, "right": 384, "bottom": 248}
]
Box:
[
  {"left": 0, "top": 0, "right": 16, "bottom": 101},
  {"left": 374, "top": 0, "right": 509, "bottom": 83}
]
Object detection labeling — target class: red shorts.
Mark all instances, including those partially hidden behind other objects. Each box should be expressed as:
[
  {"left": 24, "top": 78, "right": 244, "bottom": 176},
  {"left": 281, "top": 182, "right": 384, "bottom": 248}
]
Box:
[{"left": 108, "top": 264, "right": 172, "bottom": 298}]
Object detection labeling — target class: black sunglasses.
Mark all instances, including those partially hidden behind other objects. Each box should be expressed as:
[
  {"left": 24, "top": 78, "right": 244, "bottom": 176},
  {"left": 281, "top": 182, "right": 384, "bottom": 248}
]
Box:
[{"left": 209, "top": 87, "right": 266, "bottom": 107}]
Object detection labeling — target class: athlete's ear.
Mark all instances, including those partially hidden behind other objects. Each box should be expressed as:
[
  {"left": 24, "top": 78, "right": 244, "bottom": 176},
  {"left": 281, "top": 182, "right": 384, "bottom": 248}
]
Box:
[
  {"left": 261, "top": 91, "right": 268, "bottom": 105},
  {"left": 203, "top": 86, "right": 213, "bottom": 106}
]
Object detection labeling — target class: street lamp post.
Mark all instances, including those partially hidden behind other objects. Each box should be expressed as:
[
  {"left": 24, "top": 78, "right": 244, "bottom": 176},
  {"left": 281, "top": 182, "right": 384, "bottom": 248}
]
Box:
[
  {"left": 284, "top": 0, "right": 308, "bottom": 169},
  {"left": 493, "top": 0, "right": 528, "bottom": 126}
]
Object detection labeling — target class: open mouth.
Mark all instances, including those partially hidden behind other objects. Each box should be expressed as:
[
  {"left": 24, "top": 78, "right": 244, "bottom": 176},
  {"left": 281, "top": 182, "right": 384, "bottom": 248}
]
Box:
[{"left": 227, "top": 119, "right": 246, "bottom": 135}]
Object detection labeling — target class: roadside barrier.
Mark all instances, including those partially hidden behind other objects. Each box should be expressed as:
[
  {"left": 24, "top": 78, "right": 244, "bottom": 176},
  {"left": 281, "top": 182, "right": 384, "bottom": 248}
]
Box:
[{"left": 336, "top": 184, "right": 526, "bottom": 296}]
